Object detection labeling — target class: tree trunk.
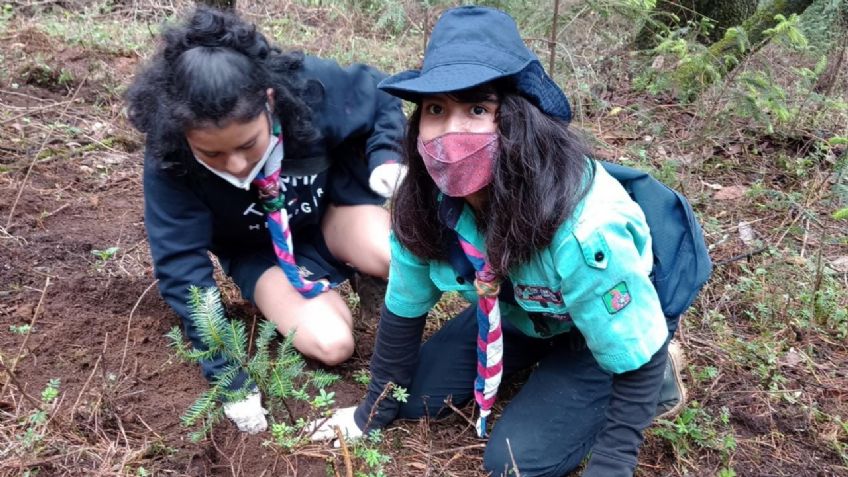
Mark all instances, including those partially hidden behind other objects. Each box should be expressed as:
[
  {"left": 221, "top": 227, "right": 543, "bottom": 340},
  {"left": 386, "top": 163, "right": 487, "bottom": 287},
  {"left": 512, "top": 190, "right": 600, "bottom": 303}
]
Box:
[
  {"left": 198, "top": 0, "right": 236, "bottom": 9},
  {"left": 672, "top": 0, "right": 816, "bottom": 99},
  {"left": 813, "top": 8, "right": 848, "bottom": 94},
  {"left": 635, "top": 0, "right": 759, "bottom": 49},
  {"left": 699, "top": 0, "right": 759, "bottom": 43}
]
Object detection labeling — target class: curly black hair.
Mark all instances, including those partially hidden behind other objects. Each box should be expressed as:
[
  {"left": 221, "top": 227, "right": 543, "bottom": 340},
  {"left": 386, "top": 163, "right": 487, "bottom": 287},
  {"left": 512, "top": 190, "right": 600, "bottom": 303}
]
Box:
[{"left": 125, "top": 6, "right": 320, "bottom": 174}]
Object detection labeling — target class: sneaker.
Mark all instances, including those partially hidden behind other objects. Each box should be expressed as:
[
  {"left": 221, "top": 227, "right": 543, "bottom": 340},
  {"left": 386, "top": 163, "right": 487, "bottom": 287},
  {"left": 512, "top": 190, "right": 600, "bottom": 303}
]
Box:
[{"left": 655, "top": 340, "right": 687, "bottom": 420}]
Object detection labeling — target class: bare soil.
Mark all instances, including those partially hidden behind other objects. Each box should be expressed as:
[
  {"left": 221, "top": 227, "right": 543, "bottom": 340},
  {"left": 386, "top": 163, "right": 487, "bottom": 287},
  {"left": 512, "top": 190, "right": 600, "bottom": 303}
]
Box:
[{"left": 1, "top": 4, "right": 847, "bottom": 477}]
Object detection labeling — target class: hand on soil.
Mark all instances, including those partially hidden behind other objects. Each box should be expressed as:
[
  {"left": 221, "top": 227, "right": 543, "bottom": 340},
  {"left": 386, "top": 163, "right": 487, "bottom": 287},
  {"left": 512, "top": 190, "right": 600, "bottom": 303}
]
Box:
[
  {"left": 308, "top": 406, "right": 362, "bottom": 445},
  {"left": 223, "top": 391, "right": 268, "bottom": 434}
]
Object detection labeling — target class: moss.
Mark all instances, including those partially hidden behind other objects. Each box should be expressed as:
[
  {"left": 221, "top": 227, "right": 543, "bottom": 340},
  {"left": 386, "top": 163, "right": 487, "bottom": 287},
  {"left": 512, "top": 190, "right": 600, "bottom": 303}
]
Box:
[{"left": 672, "top": 0, "right": 815, "bottom": 99}]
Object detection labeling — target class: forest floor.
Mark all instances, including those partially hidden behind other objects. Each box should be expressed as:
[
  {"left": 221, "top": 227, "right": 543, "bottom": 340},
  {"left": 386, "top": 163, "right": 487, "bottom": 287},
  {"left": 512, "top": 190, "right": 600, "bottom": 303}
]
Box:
[{"left": 1, "top": 1, "right": 846, "bottom": 476}]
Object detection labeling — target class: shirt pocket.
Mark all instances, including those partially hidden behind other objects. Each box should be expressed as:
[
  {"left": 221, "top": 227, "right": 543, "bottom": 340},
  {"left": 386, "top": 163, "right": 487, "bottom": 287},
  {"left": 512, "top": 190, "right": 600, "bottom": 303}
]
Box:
[
  {"left": 573, "top": 226, "right": 610, "bottom": 271},
  {"left": 510, "top": 251, "right": 569, "bottom": 315},
  {"left": 570, "top": 226, "right": 615, "bottom": 296}
]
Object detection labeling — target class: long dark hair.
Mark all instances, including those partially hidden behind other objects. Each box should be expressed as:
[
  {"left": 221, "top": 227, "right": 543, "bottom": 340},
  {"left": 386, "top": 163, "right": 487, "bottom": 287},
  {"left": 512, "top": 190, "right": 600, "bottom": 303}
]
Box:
[
  {"left": 125, "top": 6, "right": 320, "bottom": 173},
  {"left": 391, "top": 83, "right": 592, "bottom": 275}
]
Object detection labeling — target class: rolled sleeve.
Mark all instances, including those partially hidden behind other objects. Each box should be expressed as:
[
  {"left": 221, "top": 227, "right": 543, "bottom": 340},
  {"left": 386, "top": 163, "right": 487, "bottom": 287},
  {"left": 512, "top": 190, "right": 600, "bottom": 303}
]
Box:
[
  {"left": 556, "top": 218, "right": 667, "bottom": 374},
  {"left": 384, "top": 233, "right": 441, "bottom": 317}
]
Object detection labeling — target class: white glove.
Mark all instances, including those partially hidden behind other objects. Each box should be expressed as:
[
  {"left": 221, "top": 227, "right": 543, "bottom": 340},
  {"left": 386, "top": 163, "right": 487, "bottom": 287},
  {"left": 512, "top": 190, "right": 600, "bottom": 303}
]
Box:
[
  {"left": 368, "top": 163, "right": 407, "bottom": 198},
  {"left": 308, "top": 406, "right": 362, "bottom": 443},
  {"left": 223, "top": 391, "right": 268, "bottom": 434}
]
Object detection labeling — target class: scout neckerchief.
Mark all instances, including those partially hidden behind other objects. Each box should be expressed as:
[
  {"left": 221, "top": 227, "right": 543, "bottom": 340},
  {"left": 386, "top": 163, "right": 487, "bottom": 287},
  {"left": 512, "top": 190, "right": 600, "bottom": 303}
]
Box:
[
  {"left": 252, "top": 118, "right": 331, "bottom": 298},
  {"left": 450, "top": 218, "right": 503, "bottom": 438}
]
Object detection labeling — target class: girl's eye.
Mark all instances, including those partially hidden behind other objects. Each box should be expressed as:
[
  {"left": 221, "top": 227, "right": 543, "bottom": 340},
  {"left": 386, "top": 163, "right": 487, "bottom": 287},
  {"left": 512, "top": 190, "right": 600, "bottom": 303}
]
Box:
[
  {"left": 425, "top": 103, "right": 443, "bottom": 115},
  {"left": 203, "top": 151, "right": 221, "bottom": 159},
  {"left": 238, "top": 140, "right": 257, "bottom": 151},
  {"left": 470, "top": 105, "right": 487, "bottom": 115}
]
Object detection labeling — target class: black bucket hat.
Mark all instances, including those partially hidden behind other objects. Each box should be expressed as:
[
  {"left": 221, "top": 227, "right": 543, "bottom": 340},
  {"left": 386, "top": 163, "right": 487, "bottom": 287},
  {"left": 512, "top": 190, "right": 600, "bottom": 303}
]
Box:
[{"left": 378, "top": 5, "right": 572, "bottom": 121}]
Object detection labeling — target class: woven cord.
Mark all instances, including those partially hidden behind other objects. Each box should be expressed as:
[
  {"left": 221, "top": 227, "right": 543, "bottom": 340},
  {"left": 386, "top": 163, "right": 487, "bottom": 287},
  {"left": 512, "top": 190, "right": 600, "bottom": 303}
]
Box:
[
  {"left": 252, "top": 135, "right": 330, "bottom": 298},
  {"left": 457, "top": 237, "right": 503, "bottom": 438}
]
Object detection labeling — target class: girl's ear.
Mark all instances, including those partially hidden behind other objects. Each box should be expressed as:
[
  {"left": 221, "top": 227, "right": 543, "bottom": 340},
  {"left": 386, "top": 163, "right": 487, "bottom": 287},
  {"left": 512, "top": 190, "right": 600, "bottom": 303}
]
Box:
[{"left": 266, "top": 88, "right": 276, "bottom": 112}]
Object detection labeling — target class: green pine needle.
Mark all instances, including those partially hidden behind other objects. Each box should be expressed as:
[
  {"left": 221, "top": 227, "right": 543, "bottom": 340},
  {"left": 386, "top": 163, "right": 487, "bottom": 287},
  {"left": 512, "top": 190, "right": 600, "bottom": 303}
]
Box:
[
  {"left": 310, "top": 370, "right": 340, "bottom": 389},
  {"left": 188, "top": 286, "right": 230, "bottom": 350},
  {"left": 182, "top": 388, "right": 219, "bottom": 427}
]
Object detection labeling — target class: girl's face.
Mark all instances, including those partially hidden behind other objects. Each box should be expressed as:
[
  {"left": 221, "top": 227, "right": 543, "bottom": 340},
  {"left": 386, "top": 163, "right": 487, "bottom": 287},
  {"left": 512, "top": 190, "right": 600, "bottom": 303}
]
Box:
[
  {"left": 186, "top": 89, "right": 276, "bottom": 178},
  {"left": 186, "top": 112, "right": 272, "bottom": 178},
  {"left": 418, "top": 94, "right": 499, "bottom": 140}
]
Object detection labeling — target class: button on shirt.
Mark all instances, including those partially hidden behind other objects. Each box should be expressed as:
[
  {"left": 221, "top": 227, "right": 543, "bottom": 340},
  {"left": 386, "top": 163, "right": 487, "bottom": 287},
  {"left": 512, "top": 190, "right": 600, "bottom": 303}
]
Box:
[{"left": 385, "top": 161, "right": 668, "bottom": 374}]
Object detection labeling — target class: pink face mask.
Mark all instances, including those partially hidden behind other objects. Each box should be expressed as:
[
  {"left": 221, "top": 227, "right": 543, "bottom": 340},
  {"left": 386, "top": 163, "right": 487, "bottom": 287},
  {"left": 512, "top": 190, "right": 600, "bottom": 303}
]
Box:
[{"left": 417, "top": 132, "right": 499, "bottom": 197}]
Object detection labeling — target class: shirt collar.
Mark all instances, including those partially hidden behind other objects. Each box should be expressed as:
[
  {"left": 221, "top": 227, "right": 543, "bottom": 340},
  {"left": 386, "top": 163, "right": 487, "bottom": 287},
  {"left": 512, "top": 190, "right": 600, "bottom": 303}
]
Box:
[{"left": 437, "top": 194, "right": 486, "bottom": 251}]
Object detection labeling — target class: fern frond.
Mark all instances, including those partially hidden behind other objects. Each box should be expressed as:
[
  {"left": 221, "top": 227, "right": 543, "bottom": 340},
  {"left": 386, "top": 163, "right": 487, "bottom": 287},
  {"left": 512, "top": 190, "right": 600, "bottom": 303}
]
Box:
[
  {"left": 246, "top": 320, "right": 278, "bottom": 388},
  {"left": 224, "top": 318, "right": 248, "bottom": 363},
  {"left": 166, "top": 326, "right": 194, "bottom": 361},
  {"left": 189, "top": 407, "right": 224, "bottom": 443},
  {"left": 247, "top": 358, "right": 270, "bottom": 390},
  {"left": 268, "top": 360, "right": 298, "bottom": 398},
  {"left": 213, "top": 363, "right": 237, "bottom": 387},
  {"left": 182, "top": 387, "right": 219, "bottom": 427},
  {"left": 267, "top": 332, "right": 307, "bottom": 399},
  {"left": 188, "top": 286, "right": 229, "bottom": 350},
  {"left": 183, "top": 348, "right": 219, "bottom": 362},
  {"left": 276, "top": 330, "right": 303, "bottom": 365},
  {"left": 310, "top": 370, "right": 340, "bottom": 389},
  {"left": 270, "top": 337, "right": 306, "bottom": 399},
  {"left": 253, "top": 320, "right": 277, "bottom": 361}
]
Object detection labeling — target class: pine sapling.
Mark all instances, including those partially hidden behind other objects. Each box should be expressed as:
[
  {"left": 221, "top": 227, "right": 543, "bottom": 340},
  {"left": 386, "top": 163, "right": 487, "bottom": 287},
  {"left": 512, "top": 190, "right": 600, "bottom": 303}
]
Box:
[{"left": 166, "top": 286, "right": 340, "bottom": 444}]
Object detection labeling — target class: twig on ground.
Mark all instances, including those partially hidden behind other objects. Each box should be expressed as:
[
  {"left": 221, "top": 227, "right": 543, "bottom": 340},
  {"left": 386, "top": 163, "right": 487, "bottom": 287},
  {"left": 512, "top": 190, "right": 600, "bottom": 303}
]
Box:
[
  {"left": 5, "top": 74, "right": 87, "bottom": 228},
  {"left": 442, "top": 397, "right": 477, "bottom": 433},
  {"left": 428, "top": 443, "right": 486, "bottom": 456},
  {"left": 35, "top": 203, "right": 70, "bottom": 224},
  {"left": 1, "top": 276, "right": 50, "bottom": 397},
  {"left": 0, "top": 224, "right": 28, "bottom": 246},
  {"left": 119, "top": 279, "right": 158, "bottom": 376},
  {"left": 0, "top": 360, "right": 42, "bottom": 410},
  {"left": 0, "top": 99, "right": 75, "bottom": 126},
  {"left": 334, "top": 426, "right": 354, "bottom": 477},
  {"left": 134, "top": 413, "right": 162, "bottom": 440},
  {"left": 69, "top": 332, "right": 107, "bottom": 418},
  {"left": 713, "top": 246, "right": 768, "bottom": 266},
  {"left": 506, "top": 438, "right": 521, "bottom": 477},
  {"left": 363, "top": 381, "right": 396, "bottom": 432}
]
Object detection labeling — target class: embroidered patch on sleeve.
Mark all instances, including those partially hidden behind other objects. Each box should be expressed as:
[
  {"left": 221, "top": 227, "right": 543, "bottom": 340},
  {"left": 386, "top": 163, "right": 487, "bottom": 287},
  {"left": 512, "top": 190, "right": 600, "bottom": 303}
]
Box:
[{"left": 603, "top": 282, "right": 632, "bottom": 314}]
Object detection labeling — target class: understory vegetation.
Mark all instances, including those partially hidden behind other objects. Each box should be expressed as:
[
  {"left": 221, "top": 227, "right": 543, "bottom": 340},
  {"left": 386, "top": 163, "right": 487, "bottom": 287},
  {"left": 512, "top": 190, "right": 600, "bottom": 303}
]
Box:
[{"left": 0, "top": 0, "right": 845, "bottom": 475}]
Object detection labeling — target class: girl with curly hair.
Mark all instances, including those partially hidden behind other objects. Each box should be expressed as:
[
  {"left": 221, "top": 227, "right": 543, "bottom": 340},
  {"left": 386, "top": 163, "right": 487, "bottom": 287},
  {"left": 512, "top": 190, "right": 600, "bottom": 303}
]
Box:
[{"left": 126, "top": 7, "right": 405, "bottom": 433}]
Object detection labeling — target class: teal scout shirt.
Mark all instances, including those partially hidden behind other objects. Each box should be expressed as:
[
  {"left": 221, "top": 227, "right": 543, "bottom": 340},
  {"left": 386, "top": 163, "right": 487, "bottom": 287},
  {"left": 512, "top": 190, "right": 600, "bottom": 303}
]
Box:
[{"left": 385, "top": 161, "right": 668, "bottom": 374}]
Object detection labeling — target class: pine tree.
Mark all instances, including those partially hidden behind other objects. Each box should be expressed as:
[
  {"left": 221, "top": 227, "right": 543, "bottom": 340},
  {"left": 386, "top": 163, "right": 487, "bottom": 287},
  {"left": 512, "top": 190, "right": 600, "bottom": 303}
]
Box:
[{"left": 166, "top": 286, "right": 340, "bottom": 442}]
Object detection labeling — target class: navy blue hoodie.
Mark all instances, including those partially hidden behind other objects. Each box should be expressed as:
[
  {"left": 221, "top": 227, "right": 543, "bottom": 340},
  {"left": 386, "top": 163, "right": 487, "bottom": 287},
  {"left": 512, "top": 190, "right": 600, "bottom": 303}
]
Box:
[{"left": 143, "top": 55, "right": 404, "bottom": 382}]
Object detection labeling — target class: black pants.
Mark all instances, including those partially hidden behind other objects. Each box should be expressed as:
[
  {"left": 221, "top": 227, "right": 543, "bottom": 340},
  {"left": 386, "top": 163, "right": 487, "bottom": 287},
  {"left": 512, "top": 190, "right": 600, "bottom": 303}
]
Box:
[{"left": 398, "top": 305, "right": 615, "bottom": 477}]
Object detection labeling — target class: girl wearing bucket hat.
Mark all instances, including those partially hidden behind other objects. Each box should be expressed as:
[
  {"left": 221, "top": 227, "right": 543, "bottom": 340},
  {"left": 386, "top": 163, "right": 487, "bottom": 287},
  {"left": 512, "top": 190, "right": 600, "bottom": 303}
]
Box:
[
  {"left": 126, "top": 7, "right": 406, "bottom": 434},
  {"left": 310, "top": 6, "right": 692, "bottom": 476}
]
